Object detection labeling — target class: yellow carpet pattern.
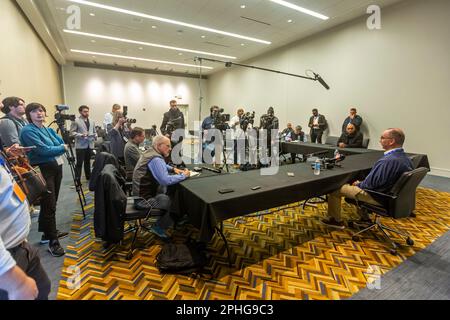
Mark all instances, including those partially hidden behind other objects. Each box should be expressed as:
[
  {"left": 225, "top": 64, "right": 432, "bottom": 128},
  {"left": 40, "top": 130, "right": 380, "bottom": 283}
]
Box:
[{"left": 57, "top": 188, "right": 450, "bottom": 300}]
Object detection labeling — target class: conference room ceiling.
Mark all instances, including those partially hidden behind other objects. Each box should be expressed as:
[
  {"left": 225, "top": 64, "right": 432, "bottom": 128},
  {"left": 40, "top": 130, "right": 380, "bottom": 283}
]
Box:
[{"left": 34, "top": 0, "right": 402, "bottom": 76}]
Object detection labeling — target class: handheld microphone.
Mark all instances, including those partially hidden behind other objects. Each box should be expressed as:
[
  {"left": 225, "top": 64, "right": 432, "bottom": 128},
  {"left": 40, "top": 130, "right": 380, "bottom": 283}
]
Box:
[{"left": 314, "top": 73, "right": 330, "bottom": 90}]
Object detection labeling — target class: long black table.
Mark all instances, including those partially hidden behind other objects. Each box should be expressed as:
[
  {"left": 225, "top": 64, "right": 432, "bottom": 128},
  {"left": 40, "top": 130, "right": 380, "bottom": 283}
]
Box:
[
  {"left": 179, "top": 152, "right": 389, "bottom": 243},
  {"left": 179, "top": 147, "right": 430, "bottom": 243}
]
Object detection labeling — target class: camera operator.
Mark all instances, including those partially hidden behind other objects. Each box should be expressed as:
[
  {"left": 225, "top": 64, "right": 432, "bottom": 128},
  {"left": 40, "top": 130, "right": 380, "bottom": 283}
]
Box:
[
  {"left": 259, "top": 107, "right": 279, "bottom": 158},
  {"left": 160, "top": 100, "right": 185, "bottom": 143},
  {"left": 108, "top": 111, "right": 128, "bottom": 165},
  {"left": 202, "top": 106, "right": 229, "bottom": 162},
  {"left": 259, "top": 107, "right": 279, "bottom": 131},
  {"left": 70, "top": 105, "right": 97, "bottom": 181},
  {"left": 20, "top": 103, "right": 69, "bottom": 258},
  {"left": 229, "top": 108, "right": 247, "bottom": 166},
  {"left": 0, "top": 97, "right": 28, "bottom": 148},
  {"left": 103, "top": 104, "right": 121, "bottom": 132},
  {"left": 201, "top": 105, "right": 219, "bottom": 131}
]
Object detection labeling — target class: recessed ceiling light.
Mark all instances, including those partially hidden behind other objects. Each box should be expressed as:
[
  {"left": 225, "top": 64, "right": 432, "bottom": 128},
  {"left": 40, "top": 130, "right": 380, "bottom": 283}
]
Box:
[
  {"left": 240, "top": 43, "right": 245, "bottom": 46},
  {"left": 67, "top": 0, "right": 271, "bottom": 44},
  {"left": 201, "top": 35, "right": 206, "bottom": 39},
  {"left": 64, "top": 29, "right": 237, "bottom": 59},
  {"left": 270, "top": 0, "right": 329, "bottom": 20},
  {"left": 287, "top": 19, "right": 293, "bottom": 23},
  {"left": 240, "top": 5, "right": 246, "bottom": 9},
  {"left": 70, "top": 49, "right": 214, "bottom": 69},
  {"left": 178, "top": 53, "right": 183, "bottom": 56},
  {"left": 139, "top": 47, "right": 143, "bottom": 50},
  {"left": 89, "top": 13, "right": 95, "bottom": 16},
  {"left": 151, "top": 25, "right": 157, "bottom": 29},
  {"left": 90, "top": 39, "right": 96, "bottom": 43}
]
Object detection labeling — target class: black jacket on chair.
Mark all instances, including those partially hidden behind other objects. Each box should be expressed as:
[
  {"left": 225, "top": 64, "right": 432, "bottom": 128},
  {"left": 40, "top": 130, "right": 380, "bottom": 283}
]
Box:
[
  {"left": 93, "top": 164, "right": 127, "bottom": 243},
  {"left": 89, "top": 152, "right": 125, "bottom": 191}
]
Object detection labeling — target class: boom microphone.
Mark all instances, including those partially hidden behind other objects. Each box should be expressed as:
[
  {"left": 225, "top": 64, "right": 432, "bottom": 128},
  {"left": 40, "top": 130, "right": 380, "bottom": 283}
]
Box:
[{"left": 314, "top": 73, "right": 330, "bottom": 90}]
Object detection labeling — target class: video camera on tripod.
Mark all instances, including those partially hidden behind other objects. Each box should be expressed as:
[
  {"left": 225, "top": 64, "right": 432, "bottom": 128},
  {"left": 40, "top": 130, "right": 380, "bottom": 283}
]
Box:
[
  {"left": 240, "top": 111, "right": 255, "bottom": 131},
  {"left": 51, "top": 104, "right": 87, "bottom": 217},
  {"left": 122, "top": 106, "right": 137, "bottom": 124},
  {"left": 212, "top": 108, "right": 230, "bottom": 131},
  {"left": 55, "top": 105, "right": 76, "bottom": 126}
]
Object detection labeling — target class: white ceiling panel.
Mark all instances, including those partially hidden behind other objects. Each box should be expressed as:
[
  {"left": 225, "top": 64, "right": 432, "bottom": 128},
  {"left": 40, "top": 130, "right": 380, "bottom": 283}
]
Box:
[{"left": 32, "top": 0, "right": 403, "bottom": 75}]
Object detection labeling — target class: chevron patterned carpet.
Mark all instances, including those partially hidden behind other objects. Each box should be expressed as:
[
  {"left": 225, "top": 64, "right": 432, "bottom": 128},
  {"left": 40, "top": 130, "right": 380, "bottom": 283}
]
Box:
[{"left": 57, "top": 188, "right": 450, "bottom": 300}]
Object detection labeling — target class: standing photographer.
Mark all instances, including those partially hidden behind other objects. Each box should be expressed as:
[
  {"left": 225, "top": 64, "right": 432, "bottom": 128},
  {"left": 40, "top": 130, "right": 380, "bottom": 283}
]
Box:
[
  {"left": 229, "top": 108, "right": 245, "bottom": 166},
  {"left": 103, "top": 104, "right": 121, "bottom": 132},
  {"left": 259, "top": 107, "right": 279, "bottom": 159},
  {"left": 108, "top": 111, "right": 128, "bottom": 165},
  {"left": 70, "top": 105, "right": 97, "bottom": 181},
  {"left": 160, "top": 100, "right": 185, "bottom": 139},
  {"left": 202, "top": 106, "right": 219, "bottom": 161},
  {"left": 20, "top": 103, "right": 68, "bottom": 257}
]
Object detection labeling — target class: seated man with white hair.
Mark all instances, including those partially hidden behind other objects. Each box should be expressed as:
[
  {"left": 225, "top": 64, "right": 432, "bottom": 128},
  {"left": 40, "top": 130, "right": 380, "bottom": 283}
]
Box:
[{"left": 132, "top": 135, "right": 190, "bottom": 239}]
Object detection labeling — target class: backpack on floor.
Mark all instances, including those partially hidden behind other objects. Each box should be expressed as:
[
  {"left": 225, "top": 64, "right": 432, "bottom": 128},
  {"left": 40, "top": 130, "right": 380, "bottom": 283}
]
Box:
[{"left": 156, "top": 240, "right": 208, "bottom": 275}]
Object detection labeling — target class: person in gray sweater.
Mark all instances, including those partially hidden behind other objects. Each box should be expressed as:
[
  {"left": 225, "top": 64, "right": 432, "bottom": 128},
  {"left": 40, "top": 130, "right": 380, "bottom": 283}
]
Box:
[
  {"left": 0, "top": 96, "right": 28, "bottom": 148},
  {"left": 124, "top": 127, "right": 145, "bottom": 172}
]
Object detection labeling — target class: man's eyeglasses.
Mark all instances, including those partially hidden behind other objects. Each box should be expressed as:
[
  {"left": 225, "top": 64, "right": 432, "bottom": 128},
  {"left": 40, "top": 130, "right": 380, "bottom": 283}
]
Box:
[{"left": 380, "top": 136, "right": 393, "bottom": 140}]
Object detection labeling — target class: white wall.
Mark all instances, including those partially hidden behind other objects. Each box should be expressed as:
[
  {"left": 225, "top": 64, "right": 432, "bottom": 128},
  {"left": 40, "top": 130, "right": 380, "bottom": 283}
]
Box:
[
  {"left": 0, "top": 0, "right": 62, "bottom": 107},
  {"left": 62, "top": 64, "right": 207, "bottom": 130},
  {"left": 208, "top": 0, "right": 450, "bottom": 177}
]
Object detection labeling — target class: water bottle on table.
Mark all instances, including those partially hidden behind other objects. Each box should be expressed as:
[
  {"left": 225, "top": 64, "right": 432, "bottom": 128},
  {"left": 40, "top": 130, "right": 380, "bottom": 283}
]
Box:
[{"left": 314, "top": 159, "right": 321, "bottom": 175}]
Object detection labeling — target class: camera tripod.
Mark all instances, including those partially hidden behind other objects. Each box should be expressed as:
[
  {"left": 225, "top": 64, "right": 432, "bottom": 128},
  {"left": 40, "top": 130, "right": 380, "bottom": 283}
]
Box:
[{"left": 49, "top": 120, "right": 87, "bottom": 218}]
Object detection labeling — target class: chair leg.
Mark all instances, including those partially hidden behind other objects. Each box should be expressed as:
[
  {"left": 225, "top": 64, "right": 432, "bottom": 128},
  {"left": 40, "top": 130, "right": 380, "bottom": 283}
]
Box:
[
  {"left": 377, "top": 223, "right": 398, "bottom": 251},
  {"left": 126, "top": 224, "right": 140, "bottom": 260},
  {"left": 352, "top": 223, "right": 378, "bottom": 238},
  {"left": 379, "top": 224, "right": 410, "bottom": 238}
]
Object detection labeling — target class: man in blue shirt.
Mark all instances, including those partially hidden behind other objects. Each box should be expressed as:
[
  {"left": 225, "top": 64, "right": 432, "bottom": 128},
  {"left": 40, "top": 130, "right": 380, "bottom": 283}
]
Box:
[
  {"left": 322, "top": 128, "right": 413, "bottom": 229},
  {"left": 132, "top": 136, "right": 190, "bottom": 239}
]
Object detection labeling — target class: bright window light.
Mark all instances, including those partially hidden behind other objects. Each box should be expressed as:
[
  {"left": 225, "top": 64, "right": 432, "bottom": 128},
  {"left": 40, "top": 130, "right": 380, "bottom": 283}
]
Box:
[
  {"left": 64, "top": 29, "right": 237, "bottom": 59},
  {"left": 270, "top": 0, "right": 329, "bottom": 20},
  {"left": 70, "top": 49, "right": 214, "bottom": 69},
  {"left": 67, "top": 0, "right": 271, "bottom": 44}
]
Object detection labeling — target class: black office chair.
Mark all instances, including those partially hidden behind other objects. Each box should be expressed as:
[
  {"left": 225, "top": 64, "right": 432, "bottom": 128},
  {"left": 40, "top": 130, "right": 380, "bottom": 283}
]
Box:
[
  {"left": 346, "top": 167, "right": 429, "bottom": 255},
  {"left": 122, "top": 197, "right": 164, "bottom": 260},
  {"left": 91, "top": 153, "right": 163, "bottom": 260},
  {"left": 325, "top": 136, "right": 339, "bottom": 146}
]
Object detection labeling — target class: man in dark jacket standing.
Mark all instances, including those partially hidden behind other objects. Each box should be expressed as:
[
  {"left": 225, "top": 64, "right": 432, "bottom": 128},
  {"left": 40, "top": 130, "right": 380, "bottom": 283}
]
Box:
[
  {"left": 338, "top": 123, "right": 363, "bottom": 148},
  {"left": 160, "top": 100, "right": 185, "bottom": 138},
  {"left": 341, "top": 107, "right": 363, "bottom": 133},
  {"left": 308, "top": 108, "right": 327, "bottom": 144}
]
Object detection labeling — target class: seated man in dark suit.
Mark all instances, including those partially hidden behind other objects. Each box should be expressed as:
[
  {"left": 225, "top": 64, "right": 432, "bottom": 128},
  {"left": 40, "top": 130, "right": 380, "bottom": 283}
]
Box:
[
  {"left": 337, "top": 123, "right": 363, "bottom": 148},
  {"left": 322, "top": 128, "right": 413, "bottom": 229}
]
